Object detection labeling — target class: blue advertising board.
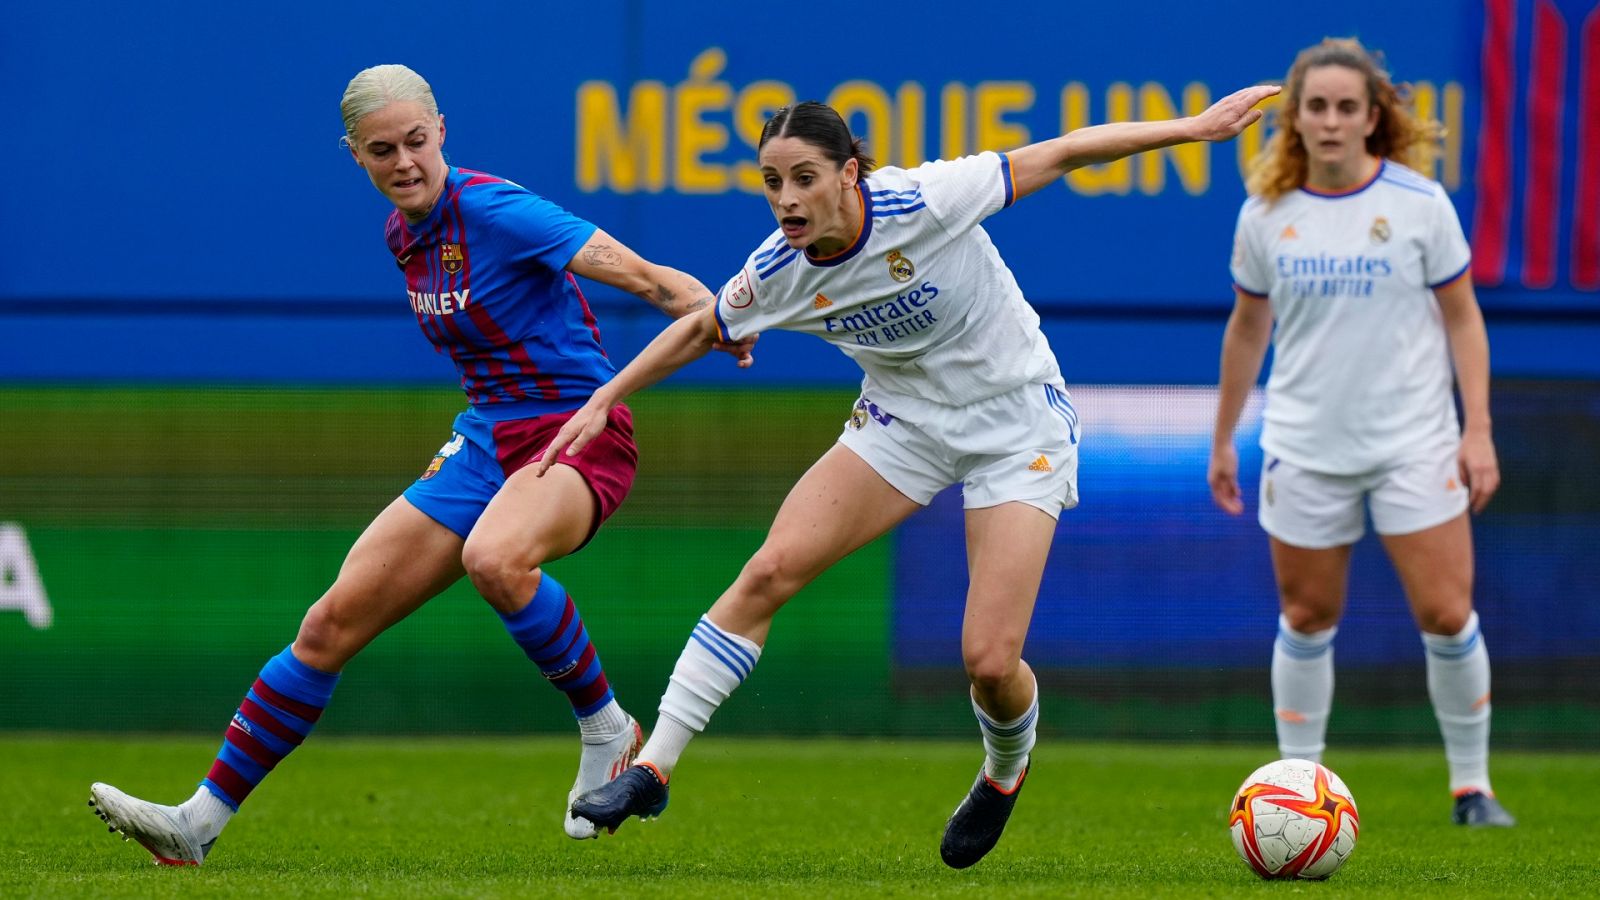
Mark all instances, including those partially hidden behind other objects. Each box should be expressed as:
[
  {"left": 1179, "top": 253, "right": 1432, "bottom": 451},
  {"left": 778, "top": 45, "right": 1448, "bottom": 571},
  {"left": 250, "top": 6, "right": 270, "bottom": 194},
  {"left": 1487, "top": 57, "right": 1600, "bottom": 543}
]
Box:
[{"left": 4, "top": 0, "right": 1596, "bottom": 383}]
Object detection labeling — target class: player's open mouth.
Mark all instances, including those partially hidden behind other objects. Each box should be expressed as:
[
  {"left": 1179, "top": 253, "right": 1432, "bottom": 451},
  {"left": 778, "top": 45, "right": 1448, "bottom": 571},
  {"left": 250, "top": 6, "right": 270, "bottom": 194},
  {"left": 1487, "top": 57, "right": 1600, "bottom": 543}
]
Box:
[
  {"left": 394, "top": 178, "right": 423, "bottom": 190},
  {"left": 781, "top": 216, "right": 807, "bottom": 237}
]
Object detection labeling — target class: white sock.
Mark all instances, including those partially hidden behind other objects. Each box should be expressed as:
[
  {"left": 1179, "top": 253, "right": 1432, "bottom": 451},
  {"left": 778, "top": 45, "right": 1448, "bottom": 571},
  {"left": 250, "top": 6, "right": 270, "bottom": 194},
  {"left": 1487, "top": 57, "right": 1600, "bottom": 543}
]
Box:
[
  {"left": 578, "top": 697, "right": 631, "bottom": 741},
  {"left": 181, "top": 786, "right": 235, "bottom": 845},
  {"left": 973, "top": 683, "right": 1038, "bottom": 792},
  {"left": 640, "top": 616, "right": 762, "bottom": 777},
  {"left": 1422, "top": 611, "right": 1494, "bottom": 795},
  {"left": 1272, "top": 615, "right": 1336, "bottom": 763}
]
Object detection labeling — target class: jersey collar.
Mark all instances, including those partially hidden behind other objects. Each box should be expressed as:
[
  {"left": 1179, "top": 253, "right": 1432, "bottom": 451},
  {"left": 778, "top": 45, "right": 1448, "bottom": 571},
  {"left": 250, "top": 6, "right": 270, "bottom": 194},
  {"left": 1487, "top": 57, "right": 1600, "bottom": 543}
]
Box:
[{"left": 1300, "top": 159, "right": 1385, "bottom": 199}]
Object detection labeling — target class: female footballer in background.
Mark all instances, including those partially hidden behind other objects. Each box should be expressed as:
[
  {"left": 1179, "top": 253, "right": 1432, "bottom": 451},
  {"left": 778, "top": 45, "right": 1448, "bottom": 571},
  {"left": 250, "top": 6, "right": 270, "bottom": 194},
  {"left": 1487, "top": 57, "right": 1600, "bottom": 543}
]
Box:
[
  {"left": 544, "top": 86, "right": 1276, "bottom": 868},
  {"left": 87, "top": 64, "right": 752, "bottom": 865},
  {"left": 1209, "top": 38, "right": 1512, "bottom": 827}
]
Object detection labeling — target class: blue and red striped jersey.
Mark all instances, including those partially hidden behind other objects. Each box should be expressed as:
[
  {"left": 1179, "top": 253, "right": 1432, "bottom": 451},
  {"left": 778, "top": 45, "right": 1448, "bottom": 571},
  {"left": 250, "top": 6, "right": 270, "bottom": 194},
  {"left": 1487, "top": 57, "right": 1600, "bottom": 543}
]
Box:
[{"left": 385, "top": 167, "right": 612, "bottom": 419}]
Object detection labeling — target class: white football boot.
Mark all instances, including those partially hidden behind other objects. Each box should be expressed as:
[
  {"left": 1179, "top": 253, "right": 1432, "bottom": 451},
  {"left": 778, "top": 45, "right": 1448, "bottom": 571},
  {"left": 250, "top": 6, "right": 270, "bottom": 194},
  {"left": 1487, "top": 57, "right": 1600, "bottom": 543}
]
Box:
[
  {"left": 89, "top": 783, "right": 214, "bottom": 865},
  {"left": 565, "top": 716, "right": 643, "bottom": 839}
]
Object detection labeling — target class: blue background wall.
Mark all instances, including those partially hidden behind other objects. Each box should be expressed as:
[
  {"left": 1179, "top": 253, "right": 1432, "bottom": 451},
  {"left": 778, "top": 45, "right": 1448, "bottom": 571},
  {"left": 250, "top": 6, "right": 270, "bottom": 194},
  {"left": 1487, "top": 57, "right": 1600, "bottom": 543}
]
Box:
[{"left": 6, "top": 0, "right": 1595, "bottom": 384}]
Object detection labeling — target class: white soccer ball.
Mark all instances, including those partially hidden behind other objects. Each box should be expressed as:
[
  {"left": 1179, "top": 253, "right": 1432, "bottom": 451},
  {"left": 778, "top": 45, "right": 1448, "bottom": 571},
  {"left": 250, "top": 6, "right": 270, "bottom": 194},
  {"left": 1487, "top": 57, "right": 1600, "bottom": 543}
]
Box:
[{"left": 1228, "top": 758, "right": 1359, "bottom": 880}]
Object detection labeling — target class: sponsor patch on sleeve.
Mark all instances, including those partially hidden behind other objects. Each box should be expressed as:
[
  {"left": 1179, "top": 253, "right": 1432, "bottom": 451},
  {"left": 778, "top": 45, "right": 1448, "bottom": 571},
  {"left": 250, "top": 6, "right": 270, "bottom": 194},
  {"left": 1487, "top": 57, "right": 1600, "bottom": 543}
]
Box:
[{"left": 725, "top": 269, "right": 754, "bottom": 309}]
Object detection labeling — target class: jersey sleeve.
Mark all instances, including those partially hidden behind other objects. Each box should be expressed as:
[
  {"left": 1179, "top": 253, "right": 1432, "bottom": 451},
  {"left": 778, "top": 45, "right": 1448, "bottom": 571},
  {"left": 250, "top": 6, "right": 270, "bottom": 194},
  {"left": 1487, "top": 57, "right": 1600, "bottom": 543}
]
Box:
[
  {"left": 1422, "top": 187, "right": 1472, "bottom": 288},
  {"left": 481, "top": 187, "right": 600, "bottom": 272},
  {"left": 1229, "top": 200, "right": 1271, "bottom": 297},
  {"left": 907, "top": 152, "right": 1016, "bottom": 235},
  {"left": 712, "top": 236, "right": 815, "bottom": 342},
  {"left": 711, "top": 262, "right": 780, "bottom": 342}
]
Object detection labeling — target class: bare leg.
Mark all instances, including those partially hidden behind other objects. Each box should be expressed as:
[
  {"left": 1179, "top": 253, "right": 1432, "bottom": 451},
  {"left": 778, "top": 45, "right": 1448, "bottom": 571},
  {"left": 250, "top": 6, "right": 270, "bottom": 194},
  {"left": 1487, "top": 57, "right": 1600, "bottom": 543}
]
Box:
[
  {"left": 707, "top": 443, "right": 924, "bottom": 641},
  {"left": 293, "top": 496, "right": 467, "bottom": 670}
]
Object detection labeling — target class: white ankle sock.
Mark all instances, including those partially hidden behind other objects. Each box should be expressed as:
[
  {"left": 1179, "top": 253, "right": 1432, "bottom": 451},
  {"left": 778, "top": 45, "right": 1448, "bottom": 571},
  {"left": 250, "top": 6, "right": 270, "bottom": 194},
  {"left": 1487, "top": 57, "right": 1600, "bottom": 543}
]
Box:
[
  {"left": 974, "top": 685, "right": 1038, "bottom": 792},
  {"left": 578, "top": 698, "right": 631, "bottom": 741},
  {"left": 181, "top": 786, "right": 235, "bottom": 845}
]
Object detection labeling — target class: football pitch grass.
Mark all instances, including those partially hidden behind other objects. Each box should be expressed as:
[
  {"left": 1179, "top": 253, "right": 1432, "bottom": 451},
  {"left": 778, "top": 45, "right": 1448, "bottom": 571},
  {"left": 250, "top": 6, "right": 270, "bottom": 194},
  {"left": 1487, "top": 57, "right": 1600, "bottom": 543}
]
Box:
[{"left": 3, "top": 736, "right": 1595, "bottom": 898}]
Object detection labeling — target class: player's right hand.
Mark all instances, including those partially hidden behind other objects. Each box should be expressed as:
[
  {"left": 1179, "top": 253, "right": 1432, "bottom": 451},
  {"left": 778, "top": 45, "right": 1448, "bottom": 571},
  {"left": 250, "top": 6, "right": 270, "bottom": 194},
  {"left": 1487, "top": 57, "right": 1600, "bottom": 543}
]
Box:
[
  {"left": 534, "top": 400, "right": 612, "bottom": 477},
  {"left": 1191, "top": 84, "right": 1280, "bottom": 143},
  {"left": 1208, "top": 444, "right": 1244, "bottom": 515},
  {"left": 712, "top": 332, "right": 758, "bottom": 369}
]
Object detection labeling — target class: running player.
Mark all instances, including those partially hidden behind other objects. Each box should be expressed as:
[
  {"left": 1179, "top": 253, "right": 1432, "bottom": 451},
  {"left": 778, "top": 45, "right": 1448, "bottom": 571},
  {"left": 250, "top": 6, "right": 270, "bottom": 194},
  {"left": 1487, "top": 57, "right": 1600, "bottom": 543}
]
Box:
[
  {"left": 86, "top": 64, "right": 752, "bottom": 864},
  {"left": 1208, "top": 38, "right": 1513, "bottom": 827},
  {"left": 542, "top": 85, "right": 1277, "bottom": 867}
]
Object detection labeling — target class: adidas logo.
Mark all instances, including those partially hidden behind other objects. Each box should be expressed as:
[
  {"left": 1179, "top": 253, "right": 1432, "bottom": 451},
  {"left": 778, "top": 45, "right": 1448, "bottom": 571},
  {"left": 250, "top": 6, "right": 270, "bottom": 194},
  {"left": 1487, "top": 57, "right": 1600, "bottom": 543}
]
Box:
[
  {"left": 1027, "top": 455, "right": 1052, "bottom": 472},
  {"left": 1280, "top": 224, "right": 1299, "bottom": 239},
  {"left": 813, "top": 292, "right": 833, "bottom": 309}
]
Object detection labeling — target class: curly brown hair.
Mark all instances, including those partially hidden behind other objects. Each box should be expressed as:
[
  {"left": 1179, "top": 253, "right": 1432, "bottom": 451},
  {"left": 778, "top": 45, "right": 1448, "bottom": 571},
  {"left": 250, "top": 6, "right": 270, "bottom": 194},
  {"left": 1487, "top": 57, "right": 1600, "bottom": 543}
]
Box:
[{"left": 1247, "top": 37, "right": 1443, "bottom": 201}]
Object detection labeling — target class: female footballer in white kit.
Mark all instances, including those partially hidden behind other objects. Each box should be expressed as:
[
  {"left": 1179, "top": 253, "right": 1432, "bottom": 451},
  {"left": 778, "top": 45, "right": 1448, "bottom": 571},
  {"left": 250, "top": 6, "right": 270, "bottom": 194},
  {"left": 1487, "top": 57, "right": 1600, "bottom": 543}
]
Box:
[
  {"left": 1209, "top": 38, "right": 1513, "bottom": 827},
  {"left": 543, "top": 87, "right": 1277, "bottom": 867}
]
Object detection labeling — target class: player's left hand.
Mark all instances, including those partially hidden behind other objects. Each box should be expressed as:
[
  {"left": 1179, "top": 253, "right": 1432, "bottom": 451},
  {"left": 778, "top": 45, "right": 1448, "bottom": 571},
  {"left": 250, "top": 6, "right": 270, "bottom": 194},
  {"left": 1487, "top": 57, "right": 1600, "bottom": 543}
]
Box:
[
  {"left": 1458, "top": 429, "right": 1500, "bottom": 513},
  {"left": 713, "top": 333, "right": 758, "bottom": 369},
  {"left": 534, "top": 399, "right": 612, "bottom": 477},
  {"left": 1190, "top": 84, "right": 1282, "bottom": 142}
]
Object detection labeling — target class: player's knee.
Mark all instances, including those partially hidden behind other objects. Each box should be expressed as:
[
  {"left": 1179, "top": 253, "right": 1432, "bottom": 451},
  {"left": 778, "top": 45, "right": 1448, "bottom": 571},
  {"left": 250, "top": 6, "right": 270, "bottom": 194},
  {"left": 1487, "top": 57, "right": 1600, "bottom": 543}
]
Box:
[
  {"left": 294, "top": 600, "right": 356, "bottom": 669},
  {"left": 1279, "top": 596, "right": 1340, "bottom": 634},
  {"left": 1418, "top": 604, "right": 1473, "bottom": 637},
  {"left": 460, "top": 539, "right": 526, "bottom": 601},
  {"left": 735, "top": 550, "right": 802, "bottom": 606},
  {"left": 962, "top": 646, "right": 1020, "bottom": 693}
]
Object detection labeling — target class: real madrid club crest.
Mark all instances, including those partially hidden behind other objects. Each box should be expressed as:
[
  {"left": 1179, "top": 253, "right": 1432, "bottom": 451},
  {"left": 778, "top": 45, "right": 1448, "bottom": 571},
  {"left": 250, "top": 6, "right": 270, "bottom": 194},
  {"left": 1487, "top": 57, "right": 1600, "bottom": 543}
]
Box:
[
  {"left": 848, "top": 399, "right": 869, "bottom": 431},
  {"left": 1369, "top": 217, "right": 1391, "bottom": 245},
  {"left": 1265, "top": 478, "right": 1275, "bottom": 506},
  {"left": 441, "top": 242, "right": 465, "bottom": 274},
  {"left": 887, "top": 249, "right": 915, "bottom": 283}
]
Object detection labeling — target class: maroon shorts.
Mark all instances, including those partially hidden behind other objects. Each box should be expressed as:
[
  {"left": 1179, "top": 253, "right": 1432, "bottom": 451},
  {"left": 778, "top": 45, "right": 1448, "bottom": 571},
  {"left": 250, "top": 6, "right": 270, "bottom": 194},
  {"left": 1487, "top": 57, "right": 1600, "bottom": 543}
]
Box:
[
  {"left": 492, "top": 403, "right": 638, "bottom": 532},
  {"left": 404, "top": 404, "right": 638, "bottom": 544}
]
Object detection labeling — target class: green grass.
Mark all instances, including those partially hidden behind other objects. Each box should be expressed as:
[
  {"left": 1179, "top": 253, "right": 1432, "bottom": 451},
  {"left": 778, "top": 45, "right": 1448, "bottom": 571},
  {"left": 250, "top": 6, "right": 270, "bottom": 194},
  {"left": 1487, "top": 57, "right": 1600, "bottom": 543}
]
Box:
[{"left": 4, "top": 736, "right": 1595, "bottom": 898}]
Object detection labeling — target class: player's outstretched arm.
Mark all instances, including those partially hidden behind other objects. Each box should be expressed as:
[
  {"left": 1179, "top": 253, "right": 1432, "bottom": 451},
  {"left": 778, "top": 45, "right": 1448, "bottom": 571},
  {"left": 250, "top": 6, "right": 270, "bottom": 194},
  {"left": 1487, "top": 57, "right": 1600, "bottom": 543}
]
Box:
[
  {"left": 1007, "top": 84, "right": 1280, "bottom": 202},
  {"left": 535, "top": 307, "right": 722, "bottom": 476},
  {"left": 566, "top": 228, "right": 715, "bottom": 317},
  {"left": 565, "top": 229, "right": 756, "bottom": 366}
]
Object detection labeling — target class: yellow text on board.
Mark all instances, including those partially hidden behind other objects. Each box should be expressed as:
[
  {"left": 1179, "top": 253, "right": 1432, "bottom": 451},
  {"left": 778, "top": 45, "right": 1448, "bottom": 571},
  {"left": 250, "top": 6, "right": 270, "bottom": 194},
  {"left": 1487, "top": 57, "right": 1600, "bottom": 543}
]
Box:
[{"left": 576, "top": 48, "right": 1465, "bottom": 197}]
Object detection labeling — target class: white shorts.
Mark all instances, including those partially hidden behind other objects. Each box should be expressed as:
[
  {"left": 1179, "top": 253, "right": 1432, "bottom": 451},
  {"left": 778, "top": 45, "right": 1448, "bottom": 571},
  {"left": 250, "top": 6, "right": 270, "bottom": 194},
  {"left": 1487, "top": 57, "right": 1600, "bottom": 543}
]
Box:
[
  {"left": 836, "top": 382, "right": 1081, "bottom": 518},
  {"left": 1257, "top": 444, "right": 1469, "bottom": 548}
]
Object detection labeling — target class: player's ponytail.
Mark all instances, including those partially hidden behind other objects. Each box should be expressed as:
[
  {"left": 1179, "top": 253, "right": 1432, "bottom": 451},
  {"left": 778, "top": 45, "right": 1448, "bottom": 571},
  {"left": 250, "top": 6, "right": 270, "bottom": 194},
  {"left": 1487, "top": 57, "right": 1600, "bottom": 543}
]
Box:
[
  {"left": 339, "top": 64, "right": 440, "bottom": 148},
  {"left": 760, "top": 101, "right": 877, "bottom": 183}
]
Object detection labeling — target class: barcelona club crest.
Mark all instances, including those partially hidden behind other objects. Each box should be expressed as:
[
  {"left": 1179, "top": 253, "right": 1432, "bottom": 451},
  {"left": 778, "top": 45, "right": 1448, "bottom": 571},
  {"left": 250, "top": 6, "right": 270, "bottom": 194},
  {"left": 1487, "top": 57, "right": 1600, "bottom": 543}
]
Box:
[
  {"left": 1369, "top": 217, "right": 1391, "bottom": 245},
  {"left": 422, "top": 433, "right": 465, "bottom": 480},
  {"left": 440, "top": 243, "right": 465, "bottom": 274},
  {"left": 887, "top": 250, "right": 915, "bottom": 283}
]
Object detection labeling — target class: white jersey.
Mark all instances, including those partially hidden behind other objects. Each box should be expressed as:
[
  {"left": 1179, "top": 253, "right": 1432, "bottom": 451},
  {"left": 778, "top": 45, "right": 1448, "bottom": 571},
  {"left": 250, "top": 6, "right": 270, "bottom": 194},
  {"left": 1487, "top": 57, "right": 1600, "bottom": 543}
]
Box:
[
  {"left": 1230, "top": 160, "right": 1472, "bottom": 475},
  {"left": 712, "top": 152, "right": 1060, "bottom": 425}
]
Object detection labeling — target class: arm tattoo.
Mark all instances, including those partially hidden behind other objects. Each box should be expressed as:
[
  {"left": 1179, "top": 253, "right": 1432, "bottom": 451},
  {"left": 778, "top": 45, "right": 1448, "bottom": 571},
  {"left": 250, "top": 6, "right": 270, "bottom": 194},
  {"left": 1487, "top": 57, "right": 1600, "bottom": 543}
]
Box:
[
  {"left": 651, "top": 284, "right": 678, "bottom": 311},
  {"left": 684, "top": 296, "right": 712, "bottom": 312},
  {"left": 582, "top": 243, "right": 622, "bottom": 267}
]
